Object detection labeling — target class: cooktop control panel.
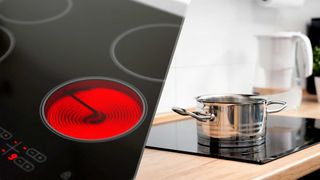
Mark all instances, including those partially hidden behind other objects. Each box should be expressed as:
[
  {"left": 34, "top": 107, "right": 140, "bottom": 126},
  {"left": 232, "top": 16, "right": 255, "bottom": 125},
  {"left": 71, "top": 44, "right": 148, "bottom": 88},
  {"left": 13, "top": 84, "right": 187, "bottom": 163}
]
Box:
[{"left": 0, "top": 127, "right": 46, "bottom": 172}]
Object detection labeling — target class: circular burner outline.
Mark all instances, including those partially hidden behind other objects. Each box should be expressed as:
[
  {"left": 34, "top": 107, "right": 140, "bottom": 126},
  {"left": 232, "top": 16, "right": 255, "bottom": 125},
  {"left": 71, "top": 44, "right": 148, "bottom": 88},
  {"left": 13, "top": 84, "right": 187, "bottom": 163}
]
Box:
[
  {"left": 0, "top": 0, "right": 73, "bottom": 25},
  {"left": 0, "top": 26, "right": 15, "bottom": 62},
  {"left": 110, "top": 23, "right": 180, "bottom": 83},
  {"left": 39, "top": 76, "right": 148, "bottom": 143}
]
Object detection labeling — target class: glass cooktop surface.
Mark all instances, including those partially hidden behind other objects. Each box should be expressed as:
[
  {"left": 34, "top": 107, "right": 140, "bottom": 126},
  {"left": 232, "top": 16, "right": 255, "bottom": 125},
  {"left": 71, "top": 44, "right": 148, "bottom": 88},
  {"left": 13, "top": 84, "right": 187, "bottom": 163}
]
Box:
[
  {"left": 146, "top": 115, "right": 320, "bottom": 164},
  {"left": 0, "top": 0, "right": 182, "bottom": 179}
]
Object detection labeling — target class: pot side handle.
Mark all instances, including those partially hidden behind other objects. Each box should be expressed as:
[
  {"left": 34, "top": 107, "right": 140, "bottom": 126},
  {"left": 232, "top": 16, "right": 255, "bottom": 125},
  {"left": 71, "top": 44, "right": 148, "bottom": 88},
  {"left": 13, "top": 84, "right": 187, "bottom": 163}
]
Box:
[
  {"left": 266, "top": 100, "right": 287, "bottom": 113},
  {"left": 172, "top": 107, "right": 215, "bottom": 122}
]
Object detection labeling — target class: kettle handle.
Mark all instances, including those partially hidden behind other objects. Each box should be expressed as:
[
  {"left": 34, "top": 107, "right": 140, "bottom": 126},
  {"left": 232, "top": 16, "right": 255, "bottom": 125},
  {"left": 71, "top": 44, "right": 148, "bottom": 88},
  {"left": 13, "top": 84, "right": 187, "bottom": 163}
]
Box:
[{"left": 293, "top": 33, "right": 313, "bottom": 77}]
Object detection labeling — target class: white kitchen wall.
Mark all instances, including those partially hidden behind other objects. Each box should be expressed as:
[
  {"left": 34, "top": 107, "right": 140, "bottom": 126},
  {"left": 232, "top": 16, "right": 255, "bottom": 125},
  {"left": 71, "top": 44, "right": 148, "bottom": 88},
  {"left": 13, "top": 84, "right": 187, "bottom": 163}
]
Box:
[
  {"left": 133, "top": 0, "right": 190, "bottom": 16},
  {"left": 156, "top": 0, "right": 320, "bottom": 113}
]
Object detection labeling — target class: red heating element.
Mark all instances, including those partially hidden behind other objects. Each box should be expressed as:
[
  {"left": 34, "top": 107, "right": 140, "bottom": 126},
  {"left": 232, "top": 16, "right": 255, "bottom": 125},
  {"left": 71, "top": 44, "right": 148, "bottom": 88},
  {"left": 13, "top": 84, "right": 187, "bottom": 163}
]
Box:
[{"left": 41, "top": 78, "right": 145, "bottom": 142}]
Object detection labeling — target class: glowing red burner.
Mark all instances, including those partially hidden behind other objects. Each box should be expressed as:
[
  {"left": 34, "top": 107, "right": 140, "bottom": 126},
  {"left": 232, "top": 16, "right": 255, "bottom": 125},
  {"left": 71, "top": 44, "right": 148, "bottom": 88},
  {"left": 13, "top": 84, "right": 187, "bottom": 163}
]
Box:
[{"left": 40, "top": 77, "right": 146, "bottom": 142}]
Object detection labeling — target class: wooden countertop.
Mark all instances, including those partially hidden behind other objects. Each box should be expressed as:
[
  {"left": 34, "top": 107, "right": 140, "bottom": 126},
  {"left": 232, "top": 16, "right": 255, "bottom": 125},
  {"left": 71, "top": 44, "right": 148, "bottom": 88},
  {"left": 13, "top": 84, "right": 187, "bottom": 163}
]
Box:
[{"left": 136, "top": 93, "right": 320, "bottom": 180}]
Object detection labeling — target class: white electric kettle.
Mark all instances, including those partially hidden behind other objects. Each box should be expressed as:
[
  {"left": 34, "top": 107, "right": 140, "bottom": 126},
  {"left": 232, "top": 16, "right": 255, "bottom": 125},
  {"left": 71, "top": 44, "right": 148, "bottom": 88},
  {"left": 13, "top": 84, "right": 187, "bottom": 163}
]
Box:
[{"left": 254, "top": 32, "right": 313, "bottom": 108}]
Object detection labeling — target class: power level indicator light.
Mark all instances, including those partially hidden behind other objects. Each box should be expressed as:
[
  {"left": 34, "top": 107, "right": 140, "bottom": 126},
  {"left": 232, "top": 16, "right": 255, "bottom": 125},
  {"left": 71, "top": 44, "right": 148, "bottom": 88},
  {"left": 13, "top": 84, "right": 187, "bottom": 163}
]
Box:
[
  {"left": 8, "top": 153, "right": 18, "bottom": 161},
  {"left": 23, "top": 146, "right": 27, "bottom": 150}
]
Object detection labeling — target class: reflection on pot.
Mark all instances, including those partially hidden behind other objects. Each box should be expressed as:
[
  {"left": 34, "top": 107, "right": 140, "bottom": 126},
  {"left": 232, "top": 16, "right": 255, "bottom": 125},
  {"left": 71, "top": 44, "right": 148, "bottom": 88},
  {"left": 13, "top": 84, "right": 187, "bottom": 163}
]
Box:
[
  {"left": 197, "top": 126, "right": 266, "bottom": 148},
  {"left": 197, "top": 141, "right": 267, "bottom": 160}
]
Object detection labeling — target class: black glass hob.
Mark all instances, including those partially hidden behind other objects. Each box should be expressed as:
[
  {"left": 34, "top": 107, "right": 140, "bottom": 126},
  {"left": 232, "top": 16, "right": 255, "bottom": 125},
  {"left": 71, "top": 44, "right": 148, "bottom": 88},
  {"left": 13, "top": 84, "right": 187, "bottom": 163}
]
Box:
[
  {"left": 0, "top": 0, "right": 182, "bottom": 179},
  {"left": 146, "top": 116, "right": 320, "bottom": 164}
]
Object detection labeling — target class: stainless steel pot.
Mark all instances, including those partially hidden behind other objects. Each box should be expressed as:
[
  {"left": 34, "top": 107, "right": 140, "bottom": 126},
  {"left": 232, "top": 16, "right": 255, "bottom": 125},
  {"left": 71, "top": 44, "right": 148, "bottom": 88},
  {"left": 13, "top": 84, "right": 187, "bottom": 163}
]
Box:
[{"left": 172, "top": 94, "right": 287, "bottom": 147}]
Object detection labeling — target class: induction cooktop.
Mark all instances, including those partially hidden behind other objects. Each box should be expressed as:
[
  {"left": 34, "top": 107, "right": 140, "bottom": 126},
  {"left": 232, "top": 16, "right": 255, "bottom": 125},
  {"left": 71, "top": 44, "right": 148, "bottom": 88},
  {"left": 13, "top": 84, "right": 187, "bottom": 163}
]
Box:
[
  {"left": 146, "top": 116, "right": 320, "bottom": 164},
  {"left": 0, "top": 0, "right": 182, "bottom": 179}
]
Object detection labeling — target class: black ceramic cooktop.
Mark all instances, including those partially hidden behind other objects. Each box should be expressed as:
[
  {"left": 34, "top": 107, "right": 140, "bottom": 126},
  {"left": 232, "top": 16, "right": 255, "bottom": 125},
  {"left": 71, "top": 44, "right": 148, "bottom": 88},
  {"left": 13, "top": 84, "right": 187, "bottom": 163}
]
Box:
[
  {"left": 0, "top": 0, "right": 182, "bottom": 179},
  {"left": 146, "top": 116, "right": 320, "bottom": 164}
]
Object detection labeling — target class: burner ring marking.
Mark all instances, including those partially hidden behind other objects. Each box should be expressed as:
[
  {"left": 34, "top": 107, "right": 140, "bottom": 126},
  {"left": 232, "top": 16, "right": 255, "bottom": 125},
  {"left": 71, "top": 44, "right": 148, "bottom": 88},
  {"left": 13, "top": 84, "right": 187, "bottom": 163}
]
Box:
[
  {"left": 0, "top": 26, "right": 15, "bottom": 62},
  {"left": 110, "top": 23, "right": 180, "bottom": 83},
  {"left": 0, "top": 0, "right": 73, "bottom": 25}
]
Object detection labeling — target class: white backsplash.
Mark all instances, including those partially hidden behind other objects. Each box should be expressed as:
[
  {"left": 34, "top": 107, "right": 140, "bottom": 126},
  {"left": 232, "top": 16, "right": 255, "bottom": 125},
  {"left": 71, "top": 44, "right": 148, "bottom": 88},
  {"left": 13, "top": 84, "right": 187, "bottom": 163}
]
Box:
[
  {"left": 156, "top": 0, "right": 320, "bottom": 113},
  {"left": 133, "top": 0, "right": 190, "bottom": 16}
]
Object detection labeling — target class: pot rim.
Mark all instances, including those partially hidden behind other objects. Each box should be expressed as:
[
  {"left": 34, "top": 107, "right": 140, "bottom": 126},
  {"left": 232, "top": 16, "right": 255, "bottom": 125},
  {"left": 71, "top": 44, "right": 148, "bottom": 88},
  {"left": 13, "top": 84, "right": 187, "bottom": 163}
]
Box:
[{"left": 195, "top": 94, "right": 267, "bottom": 105}]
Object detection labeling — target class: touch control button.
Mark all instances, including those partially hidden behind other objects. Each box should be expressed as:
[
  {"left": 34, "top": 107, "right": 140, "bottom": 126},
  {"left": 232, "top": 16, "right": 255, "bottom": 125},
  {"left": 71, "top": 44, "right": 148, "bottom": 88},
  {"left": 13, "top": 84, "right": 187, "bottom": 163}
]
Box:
[
  {"left": 26, "top": 149, "right": 37, "bottom": 156},
  {"left": 22, "top": 163, "right": 35, "bottom": 172},
  {"left": 14, "top": 158, "right": 25, "bottom": 165},
  {"left": 13, "top": 157, "right": 35, "bottom": 172},
  {"left": 1, "top": 132, "right": 12, "bottom": 140},
  {"left": 26, "top": 148, "right": 47, "bottom": 163},
  {"left": 35, "top": 154, "right": 46, "bottom": 163},
  {"left": 0, "top": 127, "right": 13, "bottom": 140}
]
